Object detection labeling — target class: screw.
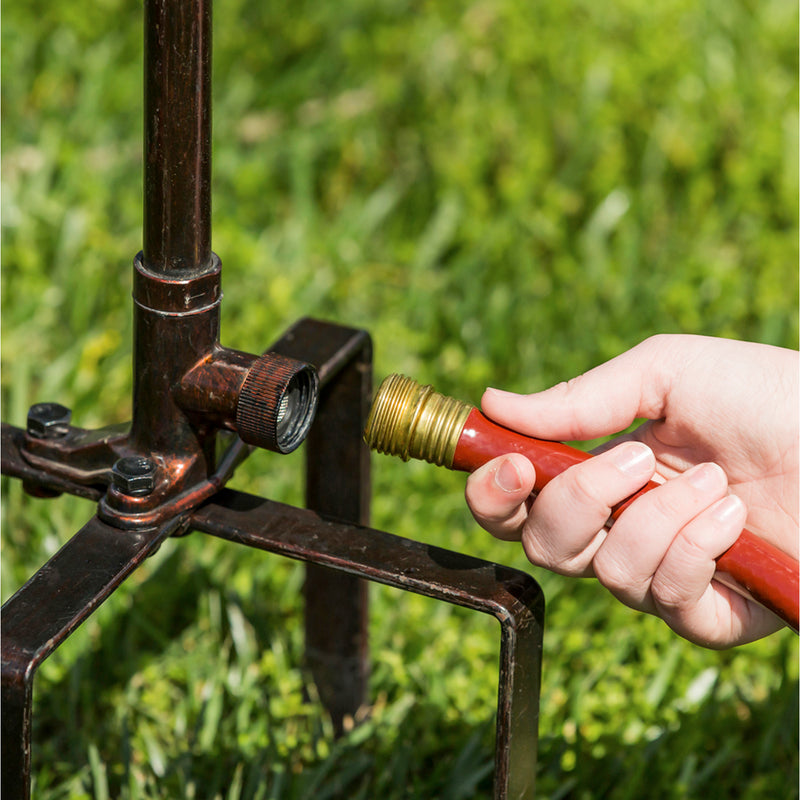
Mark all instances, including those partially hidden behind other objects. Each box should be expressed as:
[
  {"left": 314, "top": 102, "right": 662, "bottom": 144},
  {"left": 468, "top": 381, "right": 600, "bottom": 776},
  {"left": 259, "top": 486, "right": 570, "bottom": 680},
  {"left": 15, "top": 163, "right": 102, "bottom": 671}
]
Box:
[
  {"left": 111, "top": 456, "right": 157, "bottom": 497},
  {"left": 27, "top": 402, "right": 72, "bottom": 439}
]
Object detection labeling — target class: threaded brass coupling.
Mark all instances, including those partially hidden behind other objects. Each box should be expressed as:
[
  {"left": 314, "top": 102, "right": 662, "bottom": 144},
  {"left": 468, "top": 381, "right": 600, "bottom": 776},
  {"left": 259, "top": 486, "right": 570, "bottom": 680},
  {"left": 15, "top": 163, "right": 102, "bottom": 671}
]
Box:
[{"left": 363, "top": 374, "right": 473, "bottom": 467}]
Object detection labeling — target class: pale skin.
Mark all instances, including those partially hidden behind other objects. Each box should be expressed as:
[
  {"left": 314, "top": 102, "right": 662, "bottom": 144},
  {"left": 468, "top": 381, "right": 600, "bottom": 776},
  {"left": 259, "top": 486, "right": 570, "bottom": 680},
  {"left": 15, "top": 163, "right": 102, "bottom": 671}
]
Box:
[{"left": 465, "top": 335, "right": 799, "bottom": 649}]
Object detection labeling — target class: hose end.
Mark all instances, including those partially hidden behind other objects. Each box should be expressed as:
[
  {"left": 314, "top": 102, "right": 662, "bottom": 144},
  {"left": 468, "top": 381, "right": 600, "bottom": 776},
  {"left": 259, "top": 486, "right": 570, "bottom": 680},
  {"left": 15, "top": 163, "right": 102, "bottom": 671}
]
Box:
[{"left": 363, "top": 374, "right": 472, "bottom": 468}]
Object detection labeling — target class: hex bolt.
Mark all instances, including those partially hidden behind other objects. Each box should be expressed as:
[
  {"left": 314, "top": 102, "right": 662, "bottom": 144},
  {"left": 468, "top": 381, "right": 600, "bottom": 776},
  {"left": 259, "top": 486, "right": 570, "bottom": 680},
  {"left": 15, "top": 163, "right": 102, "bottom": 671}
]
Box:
[
  {"left": 111, "top": 456, "right": 157, "bottom": 497},
  {"left": 26, "top": 402, "right": 72, "bottom": 439}
]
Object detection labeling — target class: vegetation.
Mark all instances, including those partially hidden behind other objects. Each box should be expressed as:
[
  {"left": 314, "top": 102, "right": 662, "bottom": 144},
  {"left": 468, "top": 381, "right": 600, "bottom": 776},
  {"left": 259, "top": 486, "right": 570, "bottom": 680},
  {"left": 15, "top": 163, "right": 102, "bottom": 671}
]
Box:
[{"left": 2, "top": 0, "right": 797, "bottom": 797}]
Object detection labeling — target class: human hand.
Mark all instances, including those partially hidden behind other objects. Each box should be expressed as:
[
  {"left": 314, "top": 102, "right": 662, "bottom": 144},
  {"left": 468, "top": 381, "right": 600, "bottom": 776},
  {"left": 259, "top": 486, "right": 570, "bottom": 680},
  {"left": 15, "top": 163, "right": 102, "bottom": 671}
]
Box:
[{"left": 465, "top": 335, "right": 799, "bottom": 648}]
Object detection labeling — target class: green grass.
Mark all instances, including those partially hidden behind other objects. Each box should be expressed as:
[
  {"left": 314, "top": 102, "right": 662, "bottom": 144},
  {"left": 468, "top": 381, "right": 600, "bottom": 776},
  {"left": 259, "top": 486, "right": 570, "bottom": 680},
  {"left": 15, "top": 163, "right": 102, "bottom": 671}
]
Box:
[{"left": 2, "top": 0, "right": 798, "bottom": 797}]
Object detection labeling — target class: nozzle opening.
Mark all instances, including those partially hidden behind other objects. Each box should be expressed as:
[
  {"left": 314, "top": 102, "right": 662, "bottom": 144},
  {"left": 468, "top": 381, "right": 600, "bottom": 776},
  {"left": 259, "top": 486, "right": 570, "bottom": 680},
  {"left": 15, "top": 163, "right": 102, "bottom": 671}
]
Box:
[{"left": 275, "top": 367, "right": 319, "bottom": 453}]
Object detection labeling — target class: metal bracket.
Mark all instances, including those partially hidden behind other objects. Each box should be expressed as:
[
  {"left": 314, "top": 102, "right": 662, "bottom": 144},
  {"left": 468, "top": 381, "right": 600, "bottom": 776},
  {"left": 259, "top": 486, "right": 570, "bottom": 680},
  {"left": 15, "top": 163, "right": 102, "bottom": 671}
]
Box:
[
  {"left": 1, "top": 0, "right": 546, "bottom": 794},
  {"left": 2, "top": 317, "right": 545, "bottom": 798}
]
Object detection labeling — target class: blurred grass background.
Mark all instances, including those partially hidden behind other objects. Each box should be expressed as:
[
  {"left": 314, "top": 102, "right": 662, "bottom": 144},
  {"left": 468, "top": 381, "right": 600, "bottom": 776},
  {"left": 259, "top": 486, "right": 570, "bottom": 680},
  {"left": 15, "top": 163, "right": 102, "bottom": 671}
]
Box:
[{"left": 2, "top": 0, "right": 798, "bottom": 797}]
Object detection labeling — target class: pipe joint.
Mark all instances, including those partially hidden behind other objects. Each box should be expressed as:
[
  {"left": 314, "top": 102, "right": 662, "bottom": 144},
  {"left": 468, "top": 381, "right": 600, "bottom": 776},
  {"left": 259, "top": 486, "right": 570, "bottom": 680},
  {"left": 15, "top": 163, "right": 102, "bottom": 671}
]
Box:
[
  {"left": 133, "top": 251, "right": 222, "bottom": 316},
  {"left": 178, "top": 346, "right": 319, "bottom": 454}
]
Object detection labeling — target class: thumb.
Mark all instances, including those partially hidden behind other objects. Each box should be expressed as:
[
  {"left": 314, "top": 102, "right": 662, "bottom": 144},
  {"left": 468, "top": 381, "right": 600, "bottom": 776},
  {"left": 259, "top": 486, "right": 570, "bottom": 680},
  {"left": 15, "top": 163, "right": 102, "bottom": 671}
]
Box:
[{"left": 482, "top": 337, "right": 678, "bottom": 442}]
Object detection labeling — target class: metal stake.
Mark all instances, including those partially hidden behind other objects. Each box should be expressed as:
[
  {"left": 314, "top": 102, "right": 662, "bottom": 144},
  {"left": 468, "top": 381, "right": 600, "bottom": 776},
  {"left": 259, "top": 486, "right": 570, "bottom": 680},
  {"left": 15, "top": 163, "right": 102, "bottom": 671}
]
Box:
[{"left": 1, "top": 2, "right": 545, "bottom": 796}]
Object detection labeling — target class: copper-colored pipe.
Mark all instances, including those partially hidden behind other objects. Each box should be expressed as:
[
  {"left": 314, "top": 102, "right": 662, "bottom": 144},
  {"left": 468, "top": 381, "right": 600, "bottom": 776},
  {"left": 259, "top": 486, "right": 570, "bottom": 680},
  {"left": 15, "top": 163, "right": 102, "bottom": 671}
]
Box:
[
  {"left": 177, "top": 346, "right": 320, "bottom": 454},
  {"left": 364, "top": 374, "right": 799, "bottom": 632},
  {"left": 144, "top": 0, "right": 212, "bottom": 274}
]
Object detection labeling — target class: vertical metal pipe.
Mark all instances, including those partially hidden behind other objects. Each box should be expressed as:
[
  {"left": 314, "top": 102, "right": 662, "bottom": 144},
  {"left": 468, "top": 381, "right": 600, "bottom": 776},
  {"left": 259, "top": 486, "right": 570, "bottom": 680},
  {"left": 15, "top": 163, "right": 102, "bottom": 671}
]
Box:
[
  {"left": 143, "top": 0, "right": 212, "bottom": 274},
  {"left": 494, "top": 592, "right": 544, "bottom": 799},
  {"left": 132, "top": 0, "right": 219, "bottom": 466}
]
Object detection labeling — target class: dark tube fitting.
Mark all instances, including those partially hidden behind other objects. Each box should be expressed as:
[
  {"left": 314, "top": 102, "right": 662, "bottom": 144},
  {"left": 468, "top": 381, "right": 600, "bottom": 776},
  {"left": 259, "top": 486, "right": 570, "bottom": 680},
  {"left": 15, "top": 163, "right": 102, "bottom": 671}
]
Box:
[
  {"left": 236, "top": 353, "right": 319, "bottom": 454},
  {"left": 178, "top": 347, "right": 319, "bottom": 454}
]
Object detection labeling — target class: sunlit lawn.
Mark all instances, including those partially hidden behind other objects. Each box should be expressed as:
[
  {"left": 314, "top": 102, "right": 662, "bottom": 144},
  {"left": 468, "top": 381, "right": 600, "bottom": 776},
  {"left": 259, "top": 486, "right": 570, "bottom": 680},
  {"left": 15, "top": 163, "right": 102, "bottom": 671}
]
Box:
[{"left": 2, "top": 0, "right": 798, "bottom": 797}]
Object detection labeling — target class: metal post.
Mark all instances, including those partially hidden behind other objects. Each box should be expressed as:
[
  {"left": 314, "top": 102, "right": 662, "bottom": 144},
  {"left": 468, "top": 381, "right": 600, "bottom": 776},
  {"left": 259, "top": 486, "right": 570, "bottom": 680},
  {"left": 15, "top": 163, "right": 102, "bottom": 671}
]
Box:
[
  {"left": 143, "top": 0, "right": 212, "bottom": 274},
  {"left": 131, "top": 0, "right": 219, "bottom": 470}
]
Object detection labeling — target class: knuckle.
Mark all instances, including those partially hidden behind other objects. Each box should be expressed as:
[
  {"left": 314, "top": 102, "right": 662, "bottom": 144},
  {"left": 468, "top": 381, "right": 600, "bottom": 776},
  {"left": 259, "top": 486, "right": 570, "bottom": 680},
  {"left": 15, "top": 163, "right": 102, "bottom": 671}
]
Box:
[
  {"left": 642, "top": 488, "right": 683, "bottom": 526},
  {"left": 549, "top": 378, "right": 598, "bottom": 433},
  {"left": 566, "top": 466, "right": 609, "bottom": 510},
  {"left": 520, "top": 522, "right": 549, "bottom": 566},
  {"left": 650, "top": 536, "right": 711, "bottom": 611},
  {"left": 521, "top": 520, "right": 603, "bottom": 576},
  {"left": 593, "top": 549, "right": 640, "bottom": 597},
  {"left": 641, "top": 333, "right": 668, "bottom": 350},
  {"left": 520, "top": 522, "right": 564, "bottom": 571},
  {"left": 649, "top": 572, "right": 688, "bottom": 612}
]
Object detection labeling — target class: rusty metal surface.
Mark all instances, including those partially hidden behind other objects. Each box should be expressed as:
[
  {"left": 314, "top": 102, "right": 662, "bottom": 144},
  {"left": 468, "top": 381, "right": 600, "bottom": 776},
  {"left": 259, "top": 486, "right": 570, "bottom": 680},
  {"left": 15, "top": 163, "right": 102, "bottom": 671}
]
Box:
[
  {"left": 2, "top": 423, "right": 105, "bottom": 501},
  {"left": 143, "top": 0, "right": 212, "bottom": 274},
  {"left": 1, "top": 515, "right": 179, "bottom": 800},
  {"left": 190, "top": 489, "right": 544, "bottom": 798},
  {"left": 129, "top": 253, "right": 221, "bottom": 470},
  {"left": 1, "top": 0, "right": 545, "bottom": 793},
  {"left": 190, "top": 490, "right": 541, "bottom": 642},
  {"left": 304, "top": 324, "right": 372, "bottom": 734}
]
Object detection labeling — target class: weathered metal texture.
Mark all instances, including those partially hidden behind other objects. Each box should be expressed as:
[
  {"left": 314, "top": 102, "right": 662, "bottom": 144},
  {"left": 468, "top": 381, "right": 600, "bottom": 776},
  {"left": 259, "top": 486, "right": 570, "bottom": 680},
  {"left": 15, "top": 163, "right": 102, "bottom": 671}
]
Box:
[
  {"left": 3, "top": 406, "right": 544, "bottom": 798},
  {"left": 125, "top": 0, "right": 224, "bottom": 525},
  {"left": 178, "top": 346, "right": 259, "bottom": 428},
  {"left": 1, "top": 515, "right": 180, "bottom": 800},
  {"left": 2, "top": 423, "right": 111, "bottom": 501},
  {"left": 143, "top": 0, "right": 212, "bottom": 274},
  {"left": 190, "top": 489, "right": 544, "bottom": 799},
  {"left": 269, "top": 318, "right": 373, "bottom": 733},
  {"left": 127, "top": 0, "right": 221, "bottom": 511},
  {"left": 1, "top": 0, "right": 545, "bottom": 794},
  {"left": 129, "top": 252, "right": 221, "bottom": 467},
  {"left": 178, "top": 345, "right": 321, "bottom": 453}
]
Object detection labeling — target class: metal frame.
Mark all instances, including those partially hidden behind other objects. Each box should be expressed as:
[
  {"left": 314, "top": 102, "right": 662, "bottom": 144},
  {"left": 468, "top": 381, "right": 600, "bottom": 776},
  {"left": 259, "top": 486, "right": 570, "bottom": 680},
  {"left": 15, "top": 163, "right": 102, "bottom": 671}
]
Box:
[{"left": 1, "top": 2, "right": 545, "bottom": 797}]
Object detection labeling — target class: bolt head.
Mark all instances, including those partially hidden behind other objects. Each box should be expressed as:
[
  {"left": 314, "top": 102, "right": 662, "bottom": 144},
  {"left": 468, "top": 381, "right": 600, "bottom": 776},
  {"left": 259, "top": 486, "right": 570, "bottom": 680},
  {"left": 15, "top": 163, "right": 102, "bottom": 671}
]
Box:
[
  {"left": 27, "top": 402, "right": 72, "bottom": 439},
  {"left": 111, "top": 456, "right": 157, "bottom": 496}
]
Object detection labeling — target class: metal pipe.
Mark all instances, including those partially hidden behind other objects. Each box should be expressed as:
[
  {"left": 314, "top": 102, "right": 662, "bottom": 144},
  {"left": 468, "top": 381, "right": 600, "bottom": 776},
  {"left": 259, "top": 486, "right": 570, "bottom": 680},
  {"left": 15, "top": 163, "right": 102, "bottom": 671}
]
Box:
[
  {"left": 132, "top": 0, "right": 218, "bottom": 469},
  {"left": 143, "top": 0, "right": 212, "bottom": 274},
  {"left": 177, "top": 345, "right": 320, "bottom": 454},
  {"left": 129, "top": 252, "right": 221, "bottom": 463},
  {"left": 364, "top": 374, "right": 800, "bottom": 632}
]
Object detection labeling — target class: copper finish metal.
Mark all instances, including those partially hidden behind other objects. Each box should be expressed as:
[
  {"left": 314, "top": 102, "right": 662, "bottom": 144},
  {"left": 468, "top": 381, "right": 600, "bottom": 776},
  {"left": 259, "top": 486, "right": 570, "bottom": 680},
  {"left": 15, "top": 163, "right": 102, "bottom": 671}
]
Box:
[
  {"left": 190, "top": 488, "right": 543, "bottom": 800},
  {"left": 143, "top": 0, "right": 212, "bottom": 274},
  {"left": 1, "top": 2, "right": 544, "bottom": 796}
]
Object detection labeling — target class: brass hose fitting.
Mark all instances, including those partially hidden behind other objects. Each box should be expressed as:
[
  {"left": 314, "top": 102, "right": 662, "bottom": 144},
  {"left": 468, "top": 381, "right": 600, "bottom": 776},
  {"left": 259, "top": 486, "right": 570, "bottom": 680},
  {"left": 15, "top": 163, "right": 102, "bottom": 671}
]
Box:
[{"left": 363, "top": 374, "right": 472, "bottom": 467}]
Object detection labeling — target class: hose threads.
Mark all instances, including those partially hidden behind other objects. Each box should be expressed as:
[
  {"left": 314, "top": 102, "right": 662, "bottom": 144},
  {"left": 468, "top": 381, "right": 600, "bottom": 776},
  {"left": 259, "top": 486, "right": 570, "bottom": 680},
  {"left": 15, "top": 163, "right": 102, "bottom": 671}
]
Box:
[{"left": 363, "top": 374, "right": 472, "bottom": 468}]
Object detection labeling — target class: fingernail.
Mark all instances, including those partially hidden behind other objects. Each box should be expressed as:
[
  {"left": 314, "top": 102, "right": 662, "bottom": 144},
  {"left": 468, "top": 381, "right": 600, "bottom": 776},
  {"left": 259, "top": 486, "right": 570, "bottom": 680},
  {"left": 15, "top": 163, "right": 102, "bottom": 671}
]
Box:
[
  {"left": 711, "top": 494, "right": 745, "bottom": 524},
  {"left": 484, "top": 387, "right": 518, "bottom": 400},
  {"left": 495, "top": 458, "right": 523, "bottom": 493},
  {"left": 686, "top": 462, "right": 726, "bottom": 492},
  {"left": 610, "top": 442, "right": 653, "bottom": 477}
]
